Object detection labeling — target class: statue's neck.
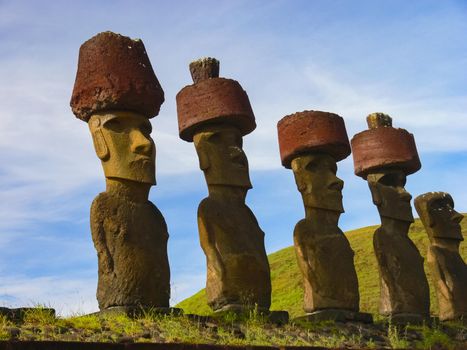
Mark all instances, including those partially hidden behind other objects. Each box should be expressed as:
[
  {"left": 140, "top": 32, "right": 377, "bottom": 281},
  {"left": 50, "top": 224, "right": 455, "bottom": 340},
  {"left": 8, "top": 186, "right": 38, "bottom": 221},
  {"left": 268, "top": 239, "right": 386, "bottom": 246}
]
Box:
[
  {"left": 207, "top": 184, "right": 247, "bottom": 204},
  {"left": 380, "top": 216, "right": 411, "bottom": 235},
  {"left": 304, "top": 207, "right": 341, "bottom": 228},
  {"left": 106, "top": 178, "right": 151, "bottom": 203}
]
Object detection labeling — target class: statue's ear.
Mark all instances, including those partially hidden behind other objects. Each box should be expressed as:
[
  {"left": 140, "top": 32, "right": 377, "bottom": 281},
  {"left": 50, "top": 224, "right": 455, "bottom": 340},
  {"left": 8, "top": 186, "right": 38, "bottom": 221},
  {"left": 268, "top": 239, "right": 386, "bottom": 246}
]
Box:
[
  {"left": 367, "top": 178, "right": 382, "bottom": 206},
  {"left": 426, "top": 202, "right": 438, "bottom": 228},
  {"left": 195, "top": 142, "right": 210, "bottom": 171},
  {"left": 89, "top": 118, "right": 109, "bottom": 161},
  {"left": 291, "top": 159, "right": 306, "bottom": 192}
]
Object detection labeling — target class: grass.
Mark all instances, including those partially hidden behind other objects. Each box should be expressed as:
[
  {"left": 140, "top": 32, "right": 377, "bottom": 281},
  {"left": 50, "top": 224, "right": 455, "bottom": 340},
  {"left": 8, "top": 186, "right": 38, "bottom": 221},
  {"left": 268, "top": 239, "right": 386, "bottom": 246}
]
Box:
[
  {"left": 0, "top": 304, "right": 464, "bottom": 348},
  {"left": 177, "top": 217, "right": 467, "bottom": 318}
]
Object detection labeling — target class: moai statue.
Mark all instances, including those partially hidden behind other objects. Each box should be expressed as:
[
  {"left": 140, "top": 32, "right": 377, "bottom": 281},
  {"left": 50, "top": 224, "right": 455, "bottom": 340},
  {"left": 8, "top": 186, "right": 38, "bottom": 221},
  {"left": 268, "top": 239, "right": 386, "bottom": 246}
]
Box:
[
  {"left": 415, "top": 192, "right": 467, "bottom": 321},
  {"left": 70, "top": 32, "right": 171, "bottom": 314},
  {"left": 277, "top": 111, "right": 372, "bottom": 323},
  {"left": 351, "top": 113, "right": 430, "bottom": 324},
  {"left": 176, "top": 58, "right": 274, "bottom": 315}
]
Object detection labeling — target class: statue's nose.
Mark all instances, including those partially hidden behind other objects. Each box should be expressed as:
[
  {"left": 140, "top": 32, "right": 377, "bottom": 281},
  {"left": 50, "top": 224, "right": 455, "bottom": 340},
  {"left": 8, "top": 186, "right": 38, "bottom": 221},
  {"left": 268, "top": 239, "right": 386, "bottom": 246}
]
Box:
[
  {"left": 329, "top": 178, "right": 344, "bottom": 191},
  {"left": 452, "top": 212, "right": 464, "bottom": 224},
  {"left": 131, "top": 130, "right": 153, "bottom": 156},
  {"left": 398, "top": 189, "right": 412, "bottom": 202},
  {"left": 230, "top": 147, "right": 247, "bottom": 166}
]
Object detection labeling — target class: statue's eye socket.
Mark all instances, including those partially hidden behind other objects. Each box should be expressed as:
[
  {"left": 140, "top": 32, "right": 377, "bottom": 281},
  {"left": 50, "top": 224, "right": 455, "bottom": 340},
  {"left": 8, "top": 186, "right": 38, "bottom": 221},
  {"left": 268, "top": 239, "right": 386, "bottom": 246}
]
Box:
[
  {"left": 379, "top": 173, "right": 406, "bottom": 187},
  {"left": 431, "top": 200, "right": 449, "bottom": 211},
  {"left": 305, "top": 161, "right": 318, "bottom": 171},
  {"left": 207, "top": 133, "right": 221, "bottom": 143},
  {"left": 104, "top": 119, "right": 124, "bottom": 133}
]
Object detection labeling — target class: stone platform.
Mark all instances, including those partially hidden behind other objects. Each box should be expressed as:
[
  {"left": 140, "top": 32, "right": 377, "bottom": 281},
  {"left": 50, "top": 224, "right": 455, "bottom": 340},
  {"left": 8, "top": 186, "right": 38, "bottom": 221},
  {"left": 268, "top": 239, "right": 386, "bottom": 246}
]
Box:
[
  {"left": 0, "top": 341, "right": 330, "bottom": 350},
  {"left": 293, "top": 309, "right": 373, "bottom": 324}
]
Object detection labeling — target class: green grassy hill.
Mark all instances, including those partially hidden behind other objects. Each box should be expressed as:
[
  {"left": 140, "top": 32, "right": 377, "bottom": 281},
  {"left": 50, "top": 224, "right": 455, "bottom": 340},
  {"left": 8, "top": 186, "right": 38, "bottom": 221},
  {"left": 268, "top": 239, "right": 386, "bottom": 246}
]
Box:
[{"left": 177, "top": 217, "right": 467, "bottom": 318}]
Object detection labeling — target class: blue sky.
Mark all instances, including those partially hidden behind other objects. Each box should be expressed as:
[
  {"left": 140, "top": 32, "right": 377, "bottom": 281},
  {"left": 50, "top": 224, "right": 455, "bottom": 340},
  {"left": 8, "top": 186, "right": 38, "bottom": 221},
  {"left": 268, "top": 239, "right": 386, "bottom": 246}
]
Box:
[{"left": 0, "top": 0, "right": 466, "bottom": 316}]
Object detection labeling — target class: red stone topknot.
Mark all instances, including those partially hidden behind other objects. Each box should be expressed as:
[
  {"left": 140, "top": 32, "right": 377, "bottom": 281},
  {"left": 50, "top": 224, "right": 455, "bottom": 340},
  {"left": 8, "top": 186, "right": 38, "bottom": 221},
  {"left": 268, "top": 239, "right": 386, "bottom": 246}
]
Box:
[{"left": 70, "top": 31, "right": 164, "bottom": 122}]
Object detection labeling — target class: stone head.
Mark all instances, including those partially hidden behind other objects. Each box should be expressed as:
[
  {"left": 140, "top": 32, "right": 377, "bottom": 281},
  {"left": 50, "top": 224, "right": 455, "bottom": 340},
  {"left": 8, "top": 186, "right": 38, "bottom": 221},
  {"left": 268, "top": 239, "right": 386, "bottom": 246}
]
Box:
[
  {"left": 291, "top": 153, "right": 344, "bottom": 213},
  {"left": 414, "top": 192, "right": 464, "bottom": 242},
  {"left": 88, "top": 111, "right": 156, "bottom": 185},
  {"left": 193, "top": 124, "right": 251, "bottom": 189},
  {"left": 367, "top": 169, "right": 414, "bottom": 222}
]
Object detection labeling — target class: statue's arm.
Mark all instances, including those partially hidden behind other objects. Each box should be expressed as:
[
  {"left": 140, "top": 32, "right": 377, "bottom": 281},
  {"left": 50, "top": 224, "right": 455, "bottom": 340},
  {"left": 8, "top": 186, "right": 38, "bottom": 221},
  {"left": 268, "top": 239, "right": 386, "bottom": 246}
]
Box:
[
  {"left": 198, "top": 202, "right": 226, "bottom": 278},
  {"left": 293, "top": 221, "right": 315, "bottom": 277},
  {"left": 90, "top": 197, "right": 114, "bottom": 274}
]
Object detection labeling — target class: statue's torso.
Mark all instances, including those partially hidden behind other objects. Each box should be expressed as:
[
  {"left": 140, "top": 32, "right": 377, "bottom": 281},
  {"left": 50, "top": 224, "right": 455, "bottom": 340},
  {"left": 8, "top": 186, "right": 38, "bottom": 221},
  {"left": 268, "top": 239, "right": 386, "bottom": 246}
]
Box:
[
  {"left": 91, "top": 192, "right": 170, "bottom": 309},
  {"left": 428, "top": 245, "right": 467, "bottom": 320},
  {"left": 197, "top": 197, "right": 271, "bottom": 310},
  {"left": 373, "top": 227, "right": 430, "bottom": 315},
  {"left": 293, "top": 219, "right": 359, "bottom": 312}
]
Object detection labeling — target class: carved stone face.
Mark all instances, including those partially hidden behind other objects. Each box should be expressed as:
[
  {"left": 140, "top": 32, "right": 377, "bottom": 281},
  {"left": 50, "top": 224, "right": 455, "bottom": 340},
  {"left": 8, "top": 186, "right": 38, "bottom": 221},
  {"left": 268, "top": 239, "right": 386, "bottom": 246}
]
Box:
[
  {"left": 193, "top": 125, "right": 251, "bottom": 188},
  {"left": 88, "top": 111, "right": 155, "bottom": 184},
  {"left": 367, "top": 170, "right": 413, "bottom": 222},
  {"left": 415, "top": 193, "right": 464, "bottom": 242},
  {"left": 291, "top": 153, "right": 344, "bottom": 213},
  {"left": 429, "top": 197, "right": 464, "bottom": 241}
]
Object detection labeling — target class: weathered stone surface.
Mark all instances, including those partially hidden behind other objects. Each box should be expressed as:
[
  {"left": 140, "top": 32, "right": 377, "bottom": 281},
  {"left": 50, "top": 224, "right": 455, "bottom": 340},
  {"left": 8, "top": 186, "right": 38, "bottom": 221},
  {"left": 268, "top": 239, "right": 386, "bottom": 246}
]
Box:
[
  {"left": 277, "top": 111, "right": 369, "bottom": 322},
  {"left": 189, "top": 57, "right": 220, "bottom": 83},
  {"left": 351, "top": 114, "right": 421, "bottom": 178},
  {"left": 290, "top": 154, "right": 363, "bottom": 317},
  {"left": 415, "top": 192, "right": 467, "bottom": 321},
  {"left": 366, "top": 171, "right": 430, "bottom": 320},
  {"left": 294, "top": 309, "right": 373, "bottom": 324},
  {"left": 366, "top": 112, "right": 392, "bottom": 129},
  {"left": 0, "top": 341, "right": 328, "bottom": 350},
  {"left": 176, "top": 59, "right": 272, "bottom": 312},
  {"left": 91, "top": 183, "right": 170, "bottom": 309},
  {"left": 88, "top": 112, "right": 170, "bottom": 310},
  {"left": 194, "top": 125, "right": 271, "bottom": 311},
  {"left": 176, "top": 78, "right": 255, "bottom": 142},
  {"left": 277, "top": 111, "right": 351, "bottom": 168},
  {"left": 70, "top": 31, "right": 164, "bottom": 122},
  {"left": 353, "top": 114, "right": 430, "bottom": 322},
  {"left": 71, "top": 32, "right": 170, "bottom": 311},
  {"left": 93, "top": 306, "right": 182, "bottom": 319},
  {"left": 87, "top": 112, "right": 168, "bottom": 308},
  {"left": 88, "top": 112, "right": 156, "bottom": 185}
]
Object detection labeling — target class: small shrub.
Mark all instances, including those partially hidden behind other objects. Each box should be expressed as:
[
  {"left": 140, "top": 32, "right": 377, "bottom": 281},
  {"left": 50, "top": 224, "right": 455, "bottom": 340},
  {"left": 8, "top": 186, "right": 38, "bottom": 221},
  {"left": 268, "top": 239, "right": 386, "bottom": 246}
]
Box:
[
  {"left": 0, "top": 315, "right": 13, "bottom": 340},
  {"left": 416, "top": 325, "right": 453, "bottom": 350},
  {"left": 387, "top": 324, "right": 411, "bottom": 349},
  {"left": 66, "top": 314, "right": 101, "bottom": 332},
  {"left": 22, "top": 307, "right": 56, "bottom": 326}
]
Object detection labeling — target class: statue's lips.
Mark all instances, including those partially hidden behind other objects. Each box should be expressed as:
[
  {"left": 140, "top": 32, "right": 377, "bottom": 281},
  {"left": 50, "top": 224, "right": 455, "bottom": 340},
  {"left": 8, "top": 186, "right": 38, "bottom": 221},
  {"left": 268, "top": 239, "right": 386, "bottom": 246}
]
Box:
[
  {"left": 399, "top": 194, "right": 412, "bottom": 202},
  {"left": 131, "top": 157, "right": 154, "bottom": 166},
  {"left": 230, "top": 153, "right": 248, "bottom": 168},
  {"left": 232, "top": 159, "right": 247, "bottom": 168}
]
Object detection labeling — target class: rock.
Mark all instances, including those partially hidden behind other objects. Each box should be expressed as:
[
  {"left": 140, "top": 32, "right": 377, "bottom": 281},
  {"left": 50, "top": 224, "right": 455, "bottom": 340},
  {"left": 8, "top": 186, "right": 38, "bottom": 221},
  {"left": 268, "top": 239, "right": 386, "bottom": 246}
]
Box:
[
  {"left": 352, "top": 114, "right": 430, "bottom": 322},
  {"left": 177, "top": 59, "right": 256, "bottom": 142},
  {"left": 70, "top": 31, "right": 164, "bottom": 121},
  {"left": 415, "top": 192, "right": 467, "bottom": 321},
  {"left": 278, "top": 111, "right": 367, "bottom": 322},
  {"left": 176, "top": 59, "right": 273, "bottom": 313},
  {"left": 277, "top": 110, "right": 351, "bottom": 168},
  {"left": 7, "top": 327, "right": 20, "bottom": 338},
  {"left": 71, "top": 32, "right": 171, "bottom": 312},
  {"left": 351, "top": 113, "right": 421, "bottom": 178},
  {"left": 189, "top": 57, "right": 220, "bottom": 83}
]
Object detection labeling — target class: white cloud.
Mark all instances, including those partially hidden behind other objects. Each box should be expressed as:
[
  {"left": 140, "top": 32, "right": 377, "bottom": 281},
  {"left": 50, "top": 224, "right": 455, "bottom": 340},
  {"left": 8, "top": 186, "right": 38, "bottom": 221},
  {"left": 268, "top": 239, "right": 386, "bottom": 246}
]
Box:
[{"left": 0, "top": 275, "right": 98, "bottom": 317}]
